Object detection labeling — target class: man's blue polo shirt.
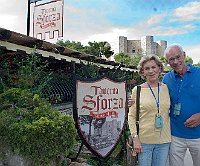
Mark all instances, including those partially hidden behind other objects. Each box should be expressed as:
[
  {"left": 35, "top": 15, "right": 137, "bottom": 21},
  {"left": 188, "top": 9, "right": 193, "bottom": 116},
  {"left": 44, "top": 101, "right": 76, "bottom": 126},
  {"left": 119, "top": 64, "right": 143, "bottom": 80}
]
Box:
[{"left": 163, "top": 64, "right": 200, "bottom": 139}]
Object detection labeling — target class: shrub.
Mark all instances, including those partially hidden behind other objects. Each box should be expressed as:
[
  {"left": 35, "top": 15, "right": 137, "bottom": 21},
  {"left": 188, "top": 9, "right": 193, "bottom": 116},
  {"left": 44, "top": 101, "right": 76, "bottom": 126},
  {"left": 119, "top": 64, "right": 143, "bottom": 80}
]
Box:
[{"left": 0, "top": 88, "right": 77, "bottom": 165}]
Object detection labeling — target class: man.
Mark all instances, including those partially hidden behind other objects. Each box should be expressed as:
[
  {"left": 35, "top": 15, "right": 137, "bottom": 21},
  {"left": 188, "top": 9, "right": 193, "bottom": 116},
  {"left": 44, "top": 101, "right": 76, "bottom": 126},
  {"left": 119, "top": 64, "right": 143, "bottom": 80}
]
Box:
[{"left": 163, "top": 44, "right": 200, "bottom": 166}]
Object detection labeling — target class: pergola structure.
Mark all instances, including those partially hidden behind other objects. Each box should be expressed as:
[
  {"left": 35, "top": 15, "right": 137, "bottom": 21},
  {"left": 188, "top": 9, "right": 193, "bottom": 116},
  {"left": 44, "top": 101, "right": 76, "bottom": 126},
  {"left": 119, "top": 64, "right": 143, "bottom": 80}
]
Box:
[
  {"left": 0, "top": 27, "right": 137, "bottom": 110},
  {"left": 0, "top": 27, "right": 137, "bottom": 70}
]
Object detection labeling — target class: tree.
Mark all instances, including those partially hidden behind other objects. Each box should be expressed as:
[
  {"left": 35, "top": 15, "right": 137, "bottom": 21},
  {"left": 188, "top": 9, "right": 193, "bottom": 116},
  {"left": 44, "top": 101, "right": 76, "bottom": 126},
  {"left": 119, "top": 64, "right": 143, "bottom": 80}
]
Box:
[
  {"left": 185, "top": 56, "right": 193, "bottom": 64},
  {"left": 159, "top": 55, "right": 172, "bottom": 71},
  {"left": 194, "top": 62, "right": 200, "bottom": 67},
  {"left": 56, "top": 40, "right": 85, "bottom": 52},
  {"left": 114, "top": 53, "right": 132, "bottom": 65},
  {"left": 114, "top": 53, "right": 142, "bottom": 67},
  {"left": 159, "top": 56, "right": 167, "bottom": 64},
  {"left": 56, "top": 40, "right": 114, "bottom": 58},
  {"left": 131, "top": 54, "right": 142, "bottom": 67},
  {"left": 85, "top": 41, "right": 114, "bottom": 58}
]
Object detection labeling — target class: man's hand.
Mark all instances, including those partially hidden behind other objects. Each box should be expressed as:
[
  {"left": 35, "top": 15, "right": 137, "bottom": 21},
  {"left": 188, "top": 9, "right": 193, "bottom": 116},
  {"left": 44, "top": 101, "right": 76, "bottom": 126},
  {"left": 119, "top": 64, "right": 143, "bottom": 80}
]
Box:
[{"left": 184, "top": 112, "right": 200, "bottom": 128}]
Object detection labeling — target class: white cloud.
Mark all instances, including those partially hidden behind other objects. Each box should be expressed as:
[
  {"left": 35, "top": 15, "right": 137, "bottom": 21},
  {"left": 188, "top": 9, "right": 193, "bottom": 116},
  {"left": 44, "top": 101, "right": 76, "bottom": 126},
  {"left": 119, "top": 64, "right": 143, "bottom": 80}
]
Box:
[
  {"left": 80, "top": 28, "right": 128, "bottom": 54},
  {"left": 63, "top": 4, "right": 114, "bottom": 41},
  {"left": 172, "top": 1, "right": 200, "bottom": 21},
  {"left": 146, "top": 13, "right": 167, "bottom": 26},
  {"left": 185, "top": 44, "right": 200, "bottom": 63},
  {"left": 125, "top": 21, "right": 195, "bottom": 38},
  {"left": 0, "top": 0, "right": 30, "bottom": 35},
  {"left": 153, "top": 24, "right": 195, "bottom": 36},
  {"left": 0, "top": 15, "right": 18, "bottom": 30}
]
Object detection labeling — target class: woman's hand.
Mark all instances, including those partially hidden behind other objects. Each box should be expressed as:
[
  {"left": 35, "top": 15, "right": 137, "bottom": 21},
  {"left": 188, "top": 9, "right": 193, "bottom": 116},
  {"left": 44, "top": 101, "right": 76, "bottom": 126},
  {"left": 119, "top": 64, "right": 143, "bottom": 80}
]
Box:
[{"left": 133, "top": 137, "right": 143, "bottom": 153}]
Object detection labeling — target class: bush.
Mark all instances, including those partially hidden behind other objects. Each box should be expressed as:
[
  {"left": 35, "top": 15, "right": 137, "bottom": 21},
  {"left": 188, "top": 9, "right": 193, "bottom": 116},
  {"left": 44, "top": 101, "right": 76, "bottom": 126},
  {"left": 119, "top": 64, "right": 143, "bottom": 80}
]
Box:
[{"left": 0, "top": 88, "right": 77, "bottom": 165}]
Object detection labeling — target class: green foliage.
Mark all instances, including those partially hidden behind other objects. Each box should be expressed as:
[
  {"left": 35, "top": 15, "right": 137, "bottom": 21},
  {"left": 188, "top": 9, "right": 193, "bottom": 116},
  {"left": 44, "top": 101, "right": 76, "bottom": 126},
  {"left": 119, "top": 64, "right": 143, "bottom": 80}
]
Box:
[
  {"left": 0, "top": 60, "right": 14, "bottom": 93},
  {"left": 76, "top": 62, "right": 100, "bottom": 78},
  {"left": 0, "top": 49, "right": 77, "bottom": 165},
  {"left": 56, "top": 40, "right": 114, "bottom": 58},
  {"left": 114, "top": 53, "right": 133, "bottom": 65},
  {"left": 16, "top": 49, "right": 53, "bottom": 96},
  {"left": 194, "top": 62, "right": 200, "bottom": 67},
  {"left": 0, "top": 48, "right": 53, "bottom": 96},
  {"left": 114, "top": 53, "right": 142, "bottom": 67},
  {"left": 159, "top": 56, "right": 167, "bottom": 64},
  {"left": 185, "top": 56, "right": 193, "bottom": 64},
  {"left": 0, "top": 88, "right": 77, "bottom": 165},
  {"left": 85, "top": 41, "right": 114, "bottom": 58},
  {"left": 56, "top": 40, "right": 85, "bottom": 52}
]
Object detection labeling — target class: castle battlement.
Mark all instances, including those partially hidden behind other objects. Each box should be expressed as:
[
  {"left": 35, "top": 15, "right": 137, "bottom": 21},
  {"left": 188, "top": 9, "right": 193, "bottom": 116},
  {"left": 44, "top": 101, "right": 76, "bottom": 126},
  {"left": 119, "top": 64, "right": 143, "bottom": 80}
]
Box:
[{"left": 119, "top": 36, "right": 167, "bottom": 57}]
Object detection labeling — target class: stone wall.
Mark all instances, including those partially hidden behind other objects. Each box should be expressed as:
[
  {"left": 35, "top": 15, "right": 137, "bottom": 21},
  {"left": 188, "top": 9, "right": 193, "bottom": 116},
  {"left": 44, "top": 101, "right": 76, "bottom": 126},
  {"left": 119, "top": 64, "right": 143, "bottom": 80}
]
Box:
[{"left": 119, "top": 35, "right": 167, "bottom": 57}]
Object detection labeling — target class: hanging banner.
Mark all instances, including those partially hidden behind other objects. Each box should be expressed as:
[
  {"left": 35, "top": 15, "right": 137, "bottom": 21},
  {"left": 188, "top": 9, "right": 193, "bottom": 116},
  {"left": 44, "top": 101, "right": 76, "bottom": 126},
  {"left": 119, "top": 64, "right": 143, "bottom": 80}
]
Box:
[
  {"left": 33, "top": 0, "right": 63, "bottom": 40},
  {"left": 74, "top": 77, "right": 127, "bottom": 159}
]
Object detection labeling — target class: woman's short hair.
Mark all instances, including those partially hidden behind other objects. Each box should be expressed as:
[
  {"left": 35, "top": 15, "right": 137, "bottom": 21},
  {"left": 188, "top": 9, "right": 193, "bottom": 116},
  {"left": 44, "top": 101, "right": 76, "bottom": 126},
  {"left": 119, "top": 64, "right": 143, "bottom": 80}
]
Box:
[{"left": 137, "top": 54, "right": 164, "bottom": 78}]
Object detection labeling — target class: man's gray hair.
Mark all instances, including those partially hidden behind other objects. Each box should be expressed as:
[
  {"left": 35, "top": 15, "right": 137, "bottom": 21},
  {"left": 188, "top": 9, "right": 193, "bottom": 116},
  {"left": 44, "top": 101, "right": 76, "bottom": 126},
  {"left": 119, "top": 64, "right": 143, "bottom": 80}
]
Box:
[{"left": 164, "top": 43, "right": 184, "bottom": 57}]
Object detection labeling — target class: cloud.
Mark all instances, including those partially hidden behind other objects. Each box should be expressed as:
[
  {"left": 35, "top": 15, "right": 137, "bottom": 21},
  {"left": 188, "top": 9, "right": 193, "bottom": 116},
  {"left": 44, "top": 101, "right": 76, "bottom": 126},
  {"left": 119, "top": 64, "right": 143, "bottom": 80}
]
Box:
[
  {"left": 0, "top": 0, "right": 25, "bottom": 15},
  {"left": 146, "top": 13, "right": 167, "bottom": 26},
  {"left": 0, "top": 15, "right": 18, "bottom": 30},
  {"left": 125, "top": 18, "right": 195, "bottom": 39},
  {"left": 185, "top": 44, "right": 200, "bottom": 63},
  {"left": 171, "top": 1, "right": 200, "bottom": 22},
  {"left": 0, "top": 0, "right": 31, "bottom": 34},
  {"left": 152, "top": 24, "right": 195, "bottom": 36},
  {"left": 63, "top": 4, "right": 114, "bottom": 41},
  {"left": 79, "top": 28, "right": 128, "bottom": 54}
]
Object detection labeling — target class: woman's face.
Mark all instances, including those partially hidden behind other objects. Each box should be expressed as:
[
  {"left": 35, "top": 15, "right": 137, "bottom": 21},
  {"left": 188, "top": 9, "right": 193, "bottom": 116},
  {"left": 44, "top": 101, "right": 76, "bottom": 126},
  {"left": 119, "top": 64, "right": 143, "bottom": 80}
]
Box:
[{"left": 142, "top": 60, "right": 161, "bottom": 83}]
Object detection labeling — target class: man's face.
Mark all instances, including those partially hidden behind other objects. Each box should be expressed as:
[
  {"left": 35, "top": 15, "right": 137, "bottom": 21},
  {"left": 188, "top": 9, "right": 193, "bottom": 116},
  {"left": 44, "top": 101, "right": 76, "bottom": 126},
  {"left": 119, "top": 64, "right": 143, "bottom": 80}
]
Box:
[{"left": 165, "top": 46, "right": 185, "bottom": 74}]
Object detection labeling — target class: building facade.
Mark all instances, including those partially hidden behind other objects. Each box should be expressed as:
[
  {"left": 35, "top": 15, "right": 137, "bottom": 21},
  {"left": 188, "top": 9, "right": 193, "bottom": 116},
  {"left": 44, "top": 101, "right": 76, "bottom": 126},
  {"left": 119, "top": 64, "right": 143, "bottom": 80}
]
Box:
[{"left": 119, "top": 36, "right": 167, "bottom": 57}]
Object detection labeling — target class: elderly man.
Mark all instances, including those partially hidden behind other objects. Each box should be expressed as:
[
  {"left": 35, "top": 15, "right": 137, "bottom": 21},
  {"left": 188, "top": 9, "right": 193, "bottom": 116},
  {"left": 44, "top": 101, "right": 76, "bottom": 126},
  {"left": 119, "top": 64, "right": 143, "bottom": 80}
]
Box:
[{"left": 163, "top": 44, "right": 200, "bottom": 166}]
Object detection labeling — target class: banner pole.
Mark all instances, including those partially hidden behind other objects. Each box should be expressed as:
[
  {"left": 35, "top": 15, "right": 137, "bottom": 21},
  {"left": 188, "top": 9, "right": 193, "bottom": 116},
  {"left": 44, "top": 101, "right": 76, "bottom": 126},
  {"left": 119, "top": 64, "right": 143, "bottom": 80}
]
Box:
[{"left": 27, "top": 0, "right": 31, "bottom": 36}]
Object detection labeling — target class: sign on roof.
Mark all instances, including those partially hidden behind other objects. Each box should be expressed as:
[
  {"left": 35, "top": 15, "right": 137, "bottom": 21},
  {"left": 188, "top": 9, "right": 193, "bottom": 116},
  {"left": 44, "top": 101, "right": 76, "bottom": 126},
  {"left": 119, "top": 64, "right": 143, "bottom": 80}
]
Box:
[{"left": 33, "top": 0, "right": 63, "bottom": 40}]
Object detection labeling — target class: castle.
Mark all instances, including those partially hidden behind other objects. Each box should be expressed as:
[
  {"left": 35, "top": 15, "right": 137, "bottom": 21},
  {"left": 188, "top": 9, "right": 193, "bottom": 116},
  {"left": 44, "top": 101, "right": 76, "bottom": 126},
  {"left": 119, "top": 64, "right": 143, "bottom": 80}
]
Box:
[{"left": 119, "top": 36, "right": 167, "bottom": 57}]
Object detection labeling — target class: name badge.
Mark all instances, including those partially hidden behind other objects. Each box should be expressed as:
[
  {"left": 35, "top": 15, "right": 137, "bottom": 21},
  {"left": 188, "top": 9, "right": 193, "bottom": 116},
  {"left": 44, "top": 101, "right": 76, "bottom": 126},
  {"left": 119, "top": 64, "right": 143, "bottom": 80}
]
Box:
[
  {"left": 155, "top": 114, "right": 163, "bottom": 129},
  {"left": 174, "top": 103, "right": 181, "bottom": 116}
]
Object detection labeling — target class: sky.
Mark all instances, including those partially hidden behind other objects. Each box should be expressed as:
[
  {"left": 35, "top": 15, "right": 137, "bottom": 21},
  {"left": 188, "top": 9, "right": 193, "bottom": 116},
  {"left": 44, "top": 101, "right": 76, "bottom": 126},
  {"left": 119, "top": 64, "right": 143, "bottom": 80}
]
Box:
[{"left": 0, "top": 0, "right": 200, "bottom": 63}]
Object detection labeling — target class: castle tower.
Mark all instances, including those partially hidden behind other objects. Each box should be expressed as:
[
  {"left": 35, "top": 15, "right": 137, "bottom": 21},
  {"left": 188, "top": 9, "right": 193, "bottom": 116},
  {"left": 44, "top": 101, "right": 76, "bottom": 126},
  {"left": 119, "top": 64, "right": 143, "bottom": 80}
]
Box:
[
  {"left": 119, "top": 36, "right": 127, "bottom": 54},
  {"left": 156, "top": 40, "right": 167, "bottom": 56},
  {"left": 141, "top": 36, "right": 154, "bottom": 56}
]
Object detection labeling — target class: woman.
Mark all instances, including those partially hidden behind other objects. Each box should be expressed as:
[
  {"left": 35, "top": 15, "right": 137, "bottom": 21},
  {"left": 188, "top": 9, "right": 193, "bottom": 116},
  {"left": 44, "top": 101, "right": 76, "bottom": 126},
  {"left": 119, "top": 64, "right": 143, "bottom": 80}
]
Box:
[{"left": 128, "top": 55, "right": 171, "bottom": 166}]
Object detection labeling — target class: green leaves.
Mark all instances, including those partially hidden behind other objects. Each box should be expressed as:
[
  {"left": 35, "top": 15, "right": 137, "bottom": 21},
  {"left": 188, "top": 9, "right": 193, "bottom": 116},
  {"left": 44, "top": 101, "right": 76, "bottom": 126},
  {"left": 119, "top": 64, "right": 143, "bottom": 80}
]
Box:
[
  {"left": 114, "top": 53, "right": 142, "bottom": 67},
  {"left": 56, "top": 40, "right": 114, "bottom": 58},
  {"left": 0, "top": 88, "right": 77, "bottom": 165}
]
